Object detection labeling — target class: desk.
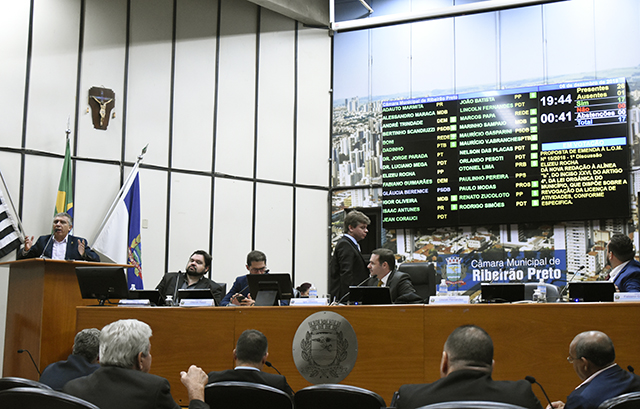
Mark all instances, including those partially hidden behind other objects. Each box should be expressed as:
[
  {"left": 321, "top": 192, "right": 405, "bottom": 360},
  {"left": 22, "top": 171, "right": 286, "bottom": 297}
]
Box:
[{"left": 76, "top": 303, "right": 640, "bottom": 405}]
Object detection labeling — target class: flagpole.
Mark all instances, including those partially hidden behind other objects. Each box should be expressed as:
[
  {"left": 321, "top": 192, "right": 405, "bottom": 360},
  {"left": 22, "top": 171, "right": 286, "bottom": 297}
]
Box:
[
  {"left": 92, "top": 144, "right": 148, "bottom": 244},
  {"left": 0, "top": 168, "right": 26, "bottom": 239}
]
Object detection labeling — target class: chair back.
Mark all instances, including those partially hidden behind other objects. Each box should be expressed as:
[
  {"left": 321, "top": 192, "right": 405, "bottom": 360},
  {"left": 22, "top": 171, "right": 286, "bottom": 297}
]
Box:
[
  {"left": 598, "top": 392, "right": 640, "bottom": 409},
  {"left": 0, "top": 386, "right": 99, "bottom": 409},
  {"left": 294, "top": 383, "right": 386, "bottom": 409},
  {"left": 416, "top": 401, "right": 528, "bottom": 409},
  {"left": 205, "top": 381, "right": 293, "bottom": 409},
  {"left": 523, "top": 283, "right": 561, "bottom": 302},
  {"left": 0, "top": 376, "right": 51, "bottom": 391},
  {"left": 397, "top": 262, "right": 437, "bottom": 301}
]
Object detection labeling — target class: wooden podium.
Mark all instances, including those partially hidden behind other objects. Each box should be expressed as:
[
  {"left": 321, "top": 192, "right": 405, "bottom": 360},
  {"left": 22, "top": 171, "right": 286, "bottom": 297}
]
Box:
[{"left": 0, "top": 258, "right": 125, "bottom": 379}]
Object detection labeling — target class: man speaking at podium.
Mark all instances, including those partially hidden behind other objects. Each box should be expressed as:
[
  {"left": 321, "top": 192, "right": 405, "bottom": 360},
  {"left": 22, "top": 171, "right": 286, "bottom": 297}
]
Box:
[{"left": 17, "top": 213, "right": 100, "bottom": 261}]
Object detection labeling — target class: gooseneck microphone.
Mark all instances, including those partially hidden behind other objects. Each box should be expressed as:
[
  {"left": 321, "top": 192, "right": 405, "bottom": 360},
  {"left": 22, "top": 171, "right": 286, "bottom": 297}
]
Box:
[
  {"left": 39, "top": 234, "right": 55, "bottom": 259},
  {"left": 560, "top": 266, "right": 585, "bottom": 300},
  {"left": 18, "top": 349, "right": 41, "bottom": 376},
  {"left": 333, "top": 276, "right": 373, "bottom": 305},
  {"left": 525, "top": 376, "right": 552, "bottom": 408},
  {"left": 265, "top": 361, "right": 282, "bottom": 375}
]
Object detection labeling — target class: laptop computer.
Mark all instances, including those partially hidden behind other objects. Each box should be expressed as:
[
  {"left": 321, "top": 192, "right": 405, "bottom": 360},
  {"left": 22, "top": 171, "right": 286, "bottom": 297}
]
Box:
[
  {"left": 568, "top": 281, "right": 615, "bottom": 302},
  {"left": 348, "top": 286, "right": 392, "bottom": 305},
  {"left": 481, "top": 283, "right": 525, "bottom": 303}
]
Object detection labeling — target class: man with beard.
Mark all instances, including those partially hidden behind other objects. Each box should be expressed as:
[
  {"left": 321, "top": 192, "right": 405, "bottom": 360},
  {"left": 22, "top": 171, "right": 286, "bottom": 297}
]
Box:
[
  {"left": 605, "top": 233, "right": 640, "bottom": 292},
  {"left": 156, "top": 250, "right": 224, "bottom": 305},
  {"left": 18, "top": 212, "right": 100, "bottom": 261}
]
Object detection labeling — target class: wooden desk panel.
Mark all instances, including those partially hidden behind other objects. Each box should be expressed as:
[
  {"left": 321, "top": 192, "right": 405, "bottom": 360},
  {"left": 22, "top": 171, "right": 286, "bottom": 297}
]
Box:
[{"left": 76, "top": 303, "right": 640, "bottom": 406}]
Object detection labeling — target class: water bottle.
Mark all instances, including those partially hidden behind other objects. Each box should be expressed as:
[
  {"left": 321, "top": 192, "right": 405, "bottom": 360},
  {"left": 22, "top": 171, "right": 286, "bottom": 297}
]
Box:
[
  {"left": 536, "top": 279, "right": 547, "bottom": 303},
  {"left": 165, "top": 295, "right": 175, "bottom": 306},
  {"left": 437, "top": 279, "right": 448, "bottom": 296},
  {"left": 309, "top": 284, "right": 318, "bottom": 298}
]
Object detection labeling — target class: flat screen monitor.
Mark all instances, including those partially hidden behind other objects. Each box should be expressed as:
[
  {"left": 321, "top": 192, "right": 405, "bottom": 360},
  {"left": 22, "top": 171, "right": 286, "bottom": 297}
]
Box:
[
  {"left": 568, "top": 281, "right": 615, "bottom": 302},
  {"left": 348, "top": 286, "right": 392, "bottom": 305},
  {"left": 247, "top": 273, "right": 293, "bottom": 306},
  {"left": 128, "top": 289, "right": 163, "bottom": 306},
  {"left": 481, "top": 283, "right": 525, "bottom": 303},
  {"left": 76, "top": 266, "right": 129, "bottom": 306},
  {"left": 177, "top": 289, "right": 216, "bottom": 305}
]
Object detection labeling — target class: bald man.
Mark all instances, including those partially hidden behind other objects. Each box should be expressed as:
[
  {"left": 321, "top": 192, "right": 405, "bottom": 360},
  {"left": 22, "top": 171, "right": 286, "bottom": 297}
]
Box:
[{"left": 548, "top": 331, "right": 640, "bottom": 409}]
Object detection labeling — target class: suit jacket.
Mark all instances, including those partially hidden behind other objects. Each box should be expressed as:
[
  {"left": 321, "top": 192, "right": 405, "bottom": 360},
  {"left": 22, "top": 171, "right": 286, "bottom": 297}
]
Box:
[
  {"left": 396, "top": 369, "right": 543, "bottom": 409},
  {"left": 329, "top": 235, "right": 369, "bottom": 302},
  {"left": 156, "top": 272, "right": 224, "bottom": 305},
  {"left": 365, "top": 270, "right": 424, "bottom": 304},
  {"left": 219, "top": 273, "right": 289, "bottom": 306},
  {"left": 565, "top": 364, "right": 640, "bottom": 409},
  {"left": 63, "top": 365, "right": 208, "bottom": 409},
  {"left": 39, "top": 354, "right": 100, "bottom": 391},
  {"left": 614, "top": 259, "right": 640, "bottom": 292},
  {"left": 207, "top": 368, "right": 294, "bottom": 398},
  {"left": 17, "top": 234, "right": 100, "bottom": 261}
]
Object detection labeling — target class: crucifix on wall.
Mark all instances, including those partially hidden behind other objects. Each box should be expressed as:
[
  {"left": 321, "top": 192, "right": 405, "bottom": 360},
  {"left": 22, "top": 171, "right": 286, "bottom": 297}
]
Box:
[{"left": 88, "top": 87, "right": 115, "bottom": 130}]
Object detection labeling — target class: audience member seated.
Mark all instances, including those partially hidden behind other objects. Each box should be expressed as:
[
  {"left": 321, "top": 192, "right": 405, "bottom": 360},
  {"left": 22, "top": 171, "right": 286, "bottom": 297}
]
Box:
[
  {"left": 156, "top": 250, "right": 224, "bottom": 305},
  {"left": 548, "top": 330, "right": 640, "bottom": 409},
  {"left": 395, "top": 325, "right": 543, "bottom": 409},
  {"left": 63, "top": 319, "right": 209, "bottom": 409},
  {"left": 296, "top": 282, "right": 312, "bottom": 297},
  {"left": 207, "top": 329, "right": 294, "bottom": 397},
  {"left": 365, "top": 248, "right": 423, "bottom": 304},
  {"left": 606, "top": 234, "right": 640, "bottom": 292},
  {"left": 39, "top": 328, "right": 101, "bottom": 391}
]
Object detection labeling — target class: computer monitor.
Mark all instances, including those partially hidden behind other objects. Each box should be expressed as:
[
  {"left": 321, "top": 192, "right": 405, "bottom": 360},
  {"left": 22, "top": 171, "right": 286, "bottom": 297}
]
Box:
[
  {"left": 75, "top": 266, "right": 129, "bottom": 306},
  {"left": 128, "top": 289, "right": 163, "bottom": 306},
  {"left": 568, "top": 281, "right": 615, "bottom": 302},
  {"left": 481, "top": 283, "right": 525, "bottom": 303},
  {"left": 348, "top": 286, "right": 392, "bottom": 305},
  {"left": 247, "top": 273, "right": 294, "bottom": 306}
]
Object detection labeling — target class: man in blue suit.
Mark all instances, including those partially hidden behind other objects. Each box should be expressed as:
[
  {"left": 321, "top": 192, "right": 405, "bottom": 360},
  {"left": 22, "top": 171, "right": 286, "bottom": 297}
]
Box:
[
  {"left": 549, "top": 331, "right": 640, "bottom": 409},
  {"left": 18, "top": 213, "right": 99, "bottom": 261},
  {"left": 221, "top": 250, "right": 288, "bottom": 306},
  {"left": 606, "top": 233, "right": 640, "bottom": 292}
]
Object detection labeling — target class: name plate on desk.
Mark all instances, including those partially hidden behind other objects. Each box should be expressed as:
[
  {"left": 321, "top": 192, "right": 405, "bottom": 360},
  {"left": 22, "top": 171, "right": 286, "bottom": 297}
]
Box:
[
  {"left": 614, "top": 292, "right": 640, "bottom": 302},
  {"left": 429, "top": 295, "right": 470, "bottom": 305},
  {"left": 289, "top": 298, "right": 329, "bottom": 306},
  {"left": 119, "top": 299, "right": 151, "bottom": 306},
  {"left": 180, "top": 299, "right": 215, "bottom": 307}
]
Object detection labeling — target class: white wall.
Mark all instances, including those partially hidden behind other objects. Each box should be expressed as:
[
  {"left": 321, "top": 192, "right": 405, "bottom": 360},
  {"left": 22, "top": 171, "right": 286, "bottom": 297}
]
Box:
[{"left": 0, "top": 0, "right": 331, "bottom": 374}]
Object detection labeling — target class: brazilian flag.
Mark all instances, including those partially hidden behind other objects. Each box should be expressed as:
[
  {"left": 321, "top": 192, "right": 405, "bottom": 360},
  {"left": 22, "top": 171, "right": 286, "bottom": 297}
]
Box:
[{"left": 55, "top": 137, "right": 73, "bottom": 217}]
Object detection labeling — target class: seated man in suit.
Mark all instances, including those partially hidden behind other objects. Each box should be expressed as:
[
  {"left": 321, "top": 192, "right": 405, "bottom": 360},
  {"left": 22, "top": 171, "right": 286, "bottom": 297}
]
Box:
[
  {"left": 39, "top": 328, "right": 101, "bottom": 391},
  {"left": 606, "top": 233, "right": 640, "bottom": 292},
  {"left": 366, "top": 248, "right": 423, "bottom": 304},
  {"left": 156, "top": 250, "right": 224, "bottom": 305},
  {"left": 548, "top": 330, "right": 640, "bottom": 409},
  {"left": 18, "top": 212, "right": 99, "bottom": 261},
  {"left": 220, "top": 250, "right": 288, "bottom": 306},
  {"left": 63, "top": 319, "right": 209, "bottom": 409},
  {"left": 208, "top": 329, "right": 294, "bottom": 397},
  {"left": 329, "top": 210, "right": 370, "bottom": 303},
  {"left": 395, "top": 325, "right": 543, "bottom": 409}
]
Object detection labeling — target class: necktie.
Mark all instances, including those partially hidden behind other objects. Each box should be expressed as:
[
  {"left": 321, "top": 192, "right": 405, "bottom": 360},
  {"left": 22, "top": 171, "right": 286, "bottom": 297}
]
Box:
[{"left": 377, "top": 280, "right": 383, "bottom": 287}]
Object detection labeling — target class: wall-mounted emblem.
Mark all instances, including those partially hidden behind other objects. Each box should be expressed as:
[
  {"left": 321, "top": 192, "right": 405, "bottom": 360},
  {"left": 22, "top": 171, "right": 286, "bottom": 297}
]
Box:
[
  {"left": 88, "top": 87, "right": 115, "bottom": 130},
  {"left": 292, "top": 311, "right": 357, "bottom": 384}
]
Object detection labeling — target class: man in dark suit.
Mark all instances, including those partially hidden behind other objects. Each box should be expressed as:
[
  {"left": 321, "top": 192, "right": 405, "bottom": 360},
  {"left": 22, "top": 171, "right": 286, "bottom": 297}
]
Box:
[
  {"left": 549, "top": 331, "right": 640, "bottom": 409},
  {"left": 63, "top": 319, "right": 209, "bottom": 409},
  {"left": 18, "top": 212, "right": 99, "bottom": 261},
  {"left": 329, "top": 210, "right": 371, "bottom": 303},
  {"left": 606, "top": 233, "right": 640, "bottom": 292},
  {"left": 208, "top": 329, "right": 294, "bottom": 397},
  {"left": 395, "top": 325, "right": 543, "bottom": 409},
  {"left": 156, "top": 250, "right": 224, "bottom": 305},
  {"left": 39, "top": 328, "right": 101, "bottom": 391},
  {"left": 365, "top": 248, "right": 423, "bottom": 304}
]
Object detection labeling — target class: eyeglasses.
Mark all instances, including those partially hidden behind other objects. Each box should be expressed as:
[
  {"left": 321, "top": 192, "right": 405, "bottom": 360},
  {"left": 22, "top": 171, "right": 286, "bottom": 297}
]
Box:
[
  {"left": 250, "top": 267, "right": 269, "bottom": 274},
  {"left": 567, "top": 355, "right": 581, "bottom": 363}
]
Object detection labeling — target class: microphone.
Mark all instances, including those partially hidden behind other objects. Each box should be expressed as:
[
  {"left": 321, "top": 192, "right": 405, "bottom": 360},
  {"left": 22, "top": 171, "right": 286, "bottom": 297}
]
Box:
[
  {"left": 265, "top": 361, "right": 282, "bottom": 375},
  {"left": 333, "top": 276, "right": 372, "bottom": 305},
  {"left": 560, "top": 266, "right": 585, "bottom": 300},
  {"left": 628, "top": 365, "right": 635, "bottom": 373},
  {"left": 525, "top": 376, "right": 552, "bottom": 408},
  {"left": 18, "top": 349, "right": 41, "bottom": 376},
  {"left": 39, "top": 234, "right": 55, "bottom": 259},
  {"left": 171, "top": 271, "right": 183, "bottom": 305}
]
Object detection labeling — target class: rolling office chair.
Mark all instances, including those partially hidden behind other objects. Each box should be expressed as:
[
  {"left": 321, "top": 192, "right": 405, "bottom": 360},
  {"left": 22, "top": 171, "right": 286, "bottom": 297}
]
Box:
[
  {"left": 205, "top": 381, "right": 293, "bottom": 409},
  {"left": 397, "top": 262, "right": 437, "bottom": 302},
  {"left": 294, "top": 383, "right": 386, "bottom": 409},
  {"left": 598, "top": 392, "right": 640, "bottom": 409},
  {"left": 523, "top": 282, "right": 561, "bottom": 302},
  {"left": 0, "top": 386, "right": 99, "bottom": 409},
  {"left": 0, "top": 376, "right": 51, "bottom": 391},
  {"left": 415, "top": 401, "right": 528, "bottom": 409}
]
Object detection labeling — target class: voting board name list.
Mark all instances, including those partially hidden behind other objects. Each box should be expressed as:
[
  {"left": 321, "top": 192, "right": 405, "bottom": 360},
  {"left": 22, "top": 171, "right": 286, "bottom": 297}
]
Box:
[{"left": 381, "top": 77, "right": 630, "bottom": 228}]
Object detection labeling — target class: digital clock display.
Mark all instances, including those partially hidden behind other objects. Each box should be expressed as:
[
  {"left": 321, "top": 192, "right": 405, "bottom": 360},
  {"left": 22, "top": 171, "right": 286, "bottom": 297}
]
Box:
[{"left": 381, "top": 77, "right": 629, "bottom": 228}]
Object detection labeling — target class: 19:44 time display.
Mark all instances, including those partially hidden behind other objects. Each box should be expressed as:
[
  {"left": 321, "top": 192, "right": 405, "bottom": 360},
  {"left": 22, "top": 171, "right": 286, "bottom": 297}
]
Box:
[
  {"left": 540, "top": 111, "right": 572, "bottom": 123},
  {"left": 540, "top": 94, "right": 572, "bottom": 106}
]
